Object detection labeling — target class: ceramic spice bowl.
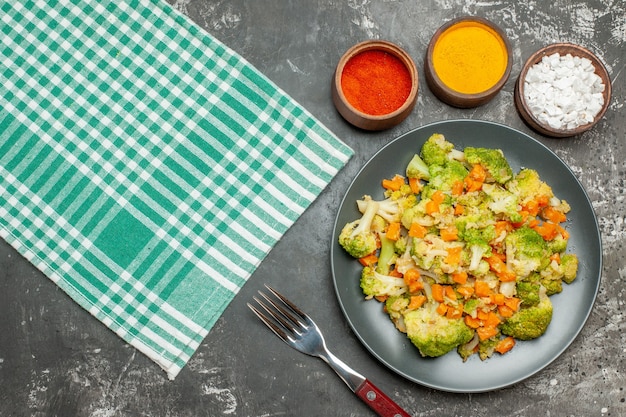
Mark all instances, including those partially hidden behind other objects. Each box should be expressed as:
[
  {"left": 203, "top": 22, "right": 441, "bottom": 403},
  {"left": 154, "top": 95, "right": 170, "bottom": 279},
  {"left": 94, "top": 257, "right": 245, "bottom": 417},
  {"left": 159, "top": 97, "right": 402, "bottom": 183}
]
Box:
[
  {"left": 514, "top": 43, "right": 611, "bottom": 138},
  {"left": 332, "top": 40, "right": 419, "bottom": 131},
  {"left": 424, "top": 16, "right": 512, "bottom": 108}
]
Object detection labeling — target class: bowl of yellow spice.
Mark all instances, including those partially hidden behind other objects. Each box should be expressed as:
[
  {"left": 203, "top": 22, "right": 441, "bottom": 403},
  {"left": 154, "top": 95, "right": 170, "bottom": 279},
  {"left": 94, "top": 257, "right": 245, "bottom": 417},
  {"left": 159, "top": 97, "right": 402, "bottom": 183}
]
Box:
[{"left": 425, "top": 16, "right": 512, "bottom": 108}]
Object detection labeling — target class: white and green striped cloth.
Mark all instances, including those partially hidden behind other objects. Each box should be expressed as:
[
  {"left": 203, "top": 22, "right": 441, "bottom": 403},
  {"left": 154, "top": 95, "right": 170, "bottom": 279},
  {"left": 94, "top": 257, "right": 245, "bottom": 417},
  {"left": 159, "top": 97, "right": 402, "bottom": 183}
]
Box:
[{"left": 0, "top": 0, "right": 353, "bottom": 379}]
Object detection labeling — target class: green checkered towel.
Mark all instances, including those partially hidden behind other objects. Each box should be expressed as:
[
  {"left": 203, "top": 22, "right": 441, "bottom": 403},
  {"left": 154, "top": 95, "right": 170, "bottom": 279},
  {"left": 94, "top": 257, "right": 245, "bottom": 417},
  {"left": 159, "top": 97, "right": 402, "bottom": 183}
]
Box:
[{"left": 0, "top": 0, "right": 353, "bottom": 379}]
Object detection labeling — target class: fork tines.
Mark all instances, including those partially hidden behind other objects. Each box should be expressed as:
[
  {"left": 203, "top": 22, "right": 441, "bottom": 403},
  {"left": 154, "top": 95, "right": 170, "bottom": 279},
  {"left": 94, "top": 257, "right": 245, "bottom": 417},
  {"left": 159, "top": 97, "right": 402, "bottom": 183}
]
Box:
[{"left": 247, "top": 285, "right": 307, "bottom": 342}]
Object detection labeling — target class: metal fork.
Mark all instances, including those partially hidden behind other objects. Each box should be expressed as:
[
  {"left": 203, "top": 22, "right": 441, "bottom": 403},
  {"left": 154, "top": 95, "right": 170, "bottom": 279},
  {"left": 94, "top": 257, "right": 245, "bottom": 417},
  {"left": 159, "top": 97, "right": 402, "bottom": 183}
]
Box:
[{"left": 248, "top": 285, "right": 411, "bottom": 417}]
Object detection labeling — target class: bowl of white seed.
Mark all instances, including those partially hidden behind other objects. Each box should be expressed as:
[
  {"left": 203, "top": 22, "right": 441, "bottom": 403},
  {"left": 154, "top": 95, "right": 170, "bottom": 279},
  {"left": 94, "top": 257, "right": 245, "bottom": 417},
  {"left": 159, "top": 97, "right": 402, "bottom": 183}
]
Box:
[{"left": 515, "top": 43, "right": 611, "bottom": 138}]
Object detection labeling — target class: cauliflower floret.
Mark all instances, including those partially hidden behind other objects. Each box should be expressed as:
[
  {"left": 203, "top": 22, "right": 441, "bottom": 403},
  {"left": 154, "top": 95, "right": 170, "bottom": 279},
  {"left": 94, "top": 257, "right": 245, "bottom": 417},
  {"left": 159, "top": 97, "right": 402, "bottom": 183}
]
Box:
[{"left": 561, "top": 253, "right": 579, "bottom": 284}]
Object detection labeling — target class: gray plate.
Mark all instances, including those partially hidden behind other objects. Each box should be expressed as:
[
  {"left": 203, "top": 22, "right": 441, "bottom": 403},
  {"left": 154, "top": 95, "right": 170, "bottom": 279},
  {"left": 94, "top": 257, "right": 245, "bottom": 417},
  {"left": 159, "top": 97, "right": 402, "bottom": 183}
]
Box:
[{"left": 331, "top": 120, "right": 602, "bottom": 393}]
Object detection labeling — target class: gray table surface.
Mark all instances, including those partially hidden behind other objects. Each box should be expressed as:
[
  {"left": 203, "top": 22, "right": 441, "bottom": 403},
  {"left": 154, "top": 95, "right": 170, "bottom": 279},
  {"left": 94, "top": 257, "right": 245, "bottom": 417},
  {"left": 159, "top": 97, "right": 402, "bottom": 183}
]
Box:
[{"left": 1, "top": 0, "right": 624, "bottom": 416}]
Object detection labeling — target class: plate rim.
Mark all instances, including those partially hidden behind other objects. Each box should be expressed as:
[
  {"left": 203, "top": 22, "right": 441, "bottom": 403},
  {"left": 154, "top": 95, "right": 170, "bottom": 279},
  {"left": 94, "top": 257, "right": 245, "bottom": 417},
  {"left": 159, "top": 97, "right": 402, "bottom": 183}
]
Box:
[{"left": 330, "top": 119, "right": 602, "bottom": 393}]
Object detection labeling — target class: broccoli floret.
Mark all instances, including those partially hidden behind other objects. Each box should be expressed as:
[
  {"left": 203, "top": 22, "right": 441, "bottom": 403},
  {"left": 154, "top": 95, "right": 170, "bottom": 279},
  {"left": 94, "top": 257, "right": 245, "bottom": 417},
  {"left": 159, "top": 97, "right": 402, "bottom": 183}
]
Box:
[
  {"left": 429, "top": 160, "right": 469, "bottom": 193},
  {"left": 404, "top": 302, "right": 474, "bottom": 357},
  {"left": 561, "top": 253, "right": 579, "bottom": 284},
  {"left": 421, "top": 133, "right": 455, "bottom": 167},
  {"left": 400, "top": 202, "right": 426, "bottom": 230},
  {"left": 457, "top": 224, "right": 495, "bottom": 273},
  {"left": 338, "top": 197, "right": 380, "bottom": 258},
  {"left": 455, "top": 189, "right": 489, "bottom": 208},
  {"left": 394, "top": 235, "right": 409, "bottom": 256},
  {"left": 501, "top": 294, "right": 553, "bottom": 340},
  {"left": 463, "top": 298, "right": 481, "bottom": 316},
  {"left": 464, "top": 147, "right": 513, "bottom": 184},
  {"left": 385, "top": 295, "right": 410, "bottom": 332},
  {"left": 456, "top": 203, "right": 497, "bottom": 240},
  {"left": 406, "top": 153, "right": 430, "bottom": 180},
  {"left": 547, "top": 234, "right": 569, "bottom": 254},
  {"left": 516, "top": 278, "right": 541, "bottom": 307},
  {"left": 538, "top": 252, "right": 578, "bottom": 292},
  {"left": 376, "top": 230, "right": 397, "bottom": 276},
  {"left": 457, "top": 223, "right": 497, "bottom": 244},
  {"left": 478, "top": 337, "right": 499, "bottom": 360},
  {"left": 482, "top": 183, "right": 522, "bottom": 223},
  {"left": 457, "top": 333, "right": 480, "bottom": 361},
  {"left": 541, "top": 278, "right": 563, "bottom": 296},
  {"left": 505, "top": 226, "right": 550, "bottom": 278},
  {"left": 360, "top": 266, "right": 408, "bottom": 298},
  {"left": 385, "top": 183, "right": 418, "bottom": 208},
  {"left": 506, "top": 168, "right": 554, "bottom": 206},
  {"left": 538, "top": 257, "right": 565, "bottom": 295}
]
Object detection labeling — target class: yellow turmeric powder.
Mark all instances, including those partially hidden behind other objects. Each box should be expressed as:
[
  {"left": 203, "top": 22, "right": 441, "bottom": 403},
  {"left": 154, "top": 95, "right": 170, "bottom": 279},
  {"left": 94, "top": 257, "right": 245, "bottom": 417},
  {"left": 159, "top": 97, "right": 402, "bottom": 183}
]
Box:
[{"left": 432, "top": 21, "right": 508, "bottom": 94}]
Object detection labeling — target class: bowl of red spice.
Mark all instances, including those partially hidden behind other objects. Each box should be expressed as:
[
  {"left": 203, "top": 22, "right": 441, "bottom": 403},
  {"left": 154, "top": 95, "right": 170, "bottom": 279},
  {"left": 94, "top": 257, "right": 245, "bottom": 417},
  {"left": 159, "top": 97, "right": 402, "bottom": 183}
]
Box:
[
  {"left": 424, "top": 16, "right": 512, "bottom": 108},
  {"left": 332, "top": 40, "right": 418, "bottom": 131}
]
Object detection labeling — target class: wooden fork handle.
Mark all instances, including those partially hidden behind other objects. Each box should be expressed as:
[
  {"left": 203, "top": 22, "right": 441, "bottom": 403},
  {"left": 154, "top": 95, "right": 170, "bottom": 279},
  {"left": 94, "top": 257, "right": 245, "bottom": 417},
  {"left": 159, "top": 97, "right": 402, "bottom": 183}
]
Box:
[{"left": 355, "top": 379, "right": 412, "bottom": 417}]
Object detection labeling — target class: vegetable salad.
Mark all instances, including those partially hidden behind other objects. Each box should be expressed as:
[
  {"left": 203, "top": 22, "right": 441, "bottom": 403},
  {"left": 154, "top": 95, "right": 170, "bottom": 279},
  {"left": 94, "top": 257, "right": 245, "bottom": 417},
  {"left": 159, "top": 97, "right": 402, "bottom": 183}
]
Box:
[{"left": 338, "top": 134, "right": 578, "bottom": 361}]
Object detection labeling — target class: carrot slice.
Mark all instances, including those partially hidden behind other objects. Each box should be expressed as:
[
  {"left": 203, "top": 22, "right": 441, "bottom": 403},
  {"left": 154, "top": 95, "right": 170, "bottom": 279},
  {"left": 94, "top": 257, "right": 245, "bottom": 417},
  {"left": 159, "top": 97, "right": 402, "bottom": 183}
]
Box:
[
  {"left": 408, "top": 295, "right": 427, "bottom": 310},
  {"left": 358, "top": 253, "right": 378, "bottom": 267},
  {"left": 469, "top": 164, "right": 487, "bottom": 182},
  {"left": 490, "top": 293, "right": 505, "bottom": 306},
  {"left": 464, "top": 315, "right": 481, "bottom": 329},
  {"left": 474, "top": 280, "right": 492, "bottom": 298},
  {"left": 386, "top": 222, "right": 401, "bottom": 241},
  {"left": 495, "top": 337, "right": 516, "bottom": 354},
  {"left": 436, "top": 303, "right": 448, "bottom": 316},
  {"left": 523, "top": 199, "right": 540, "bottom": 216},
  {"left": 497, "top": 304, "right": 515, "bottom": 318},
  {"left": 457, "top": 285, "right": 474, "bottom": 298},
  {"left": 440, "top": 226, "right": 459, "bottom": 241},
  {"left": 403, "top": 269, "right": 423, "bottom": 293},
  {"left": 446, "top": 304, "right": 463, "bottom": 319},
  {"left": 431, "top": 283, "right": 444, "bottom": 303},
  {"left": 408, "top": 177, "right": 422, "bottom": 194},
  {"left": 486, "top": 255, "right": 516, "bottom": 282},
  {"left": 389, "top": 268, "right": 403, "bottom": 278},
  {"left": 494, "top": 221, "right": 512, "bottom": 237},
  {"left": 426, "top": 190, "right": 445, "bottom": 214},
  {"left": 504, "top": 297, "right": 521, "bottom": 312},
  {"left": 382, "top": 174, "right": 405, "bottom": 191},
  {"left": 464, "top": 164, "right": 486, "bottom": 192},
  {"left": 444, "top": 285, "right": 457, "bottom": 301},
  {"left": 408, "top": 222, "right": 427, "bottom": 238},
  {"left": 477, "top": 326, "right": 498, "bottom": 341},
  {"left": 484, "top": 311, "right": 501, "bottom": 327},
  {"left": 533, "top": 221, "right": 558, "bottom": 240},
  {"left": 452, "top": 271, "right": 468, "bottom": 285},
  {"left": 445, "top": 246, "right": 462, "bottom": 265},
  {"left": 451, "top": 180, "right": 464, "bottom": 196}
]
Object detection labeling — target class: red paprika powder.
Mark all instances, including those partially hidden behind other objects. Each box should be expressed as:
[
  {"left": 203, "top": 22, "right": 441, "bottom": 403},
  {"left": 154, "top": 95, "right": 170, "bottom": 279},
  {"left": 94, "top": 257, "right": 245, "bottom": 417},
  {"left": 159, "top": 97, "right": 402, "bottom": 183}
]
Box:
[{"left": 340, "top": 50, "right": 412, "bottom": 116}]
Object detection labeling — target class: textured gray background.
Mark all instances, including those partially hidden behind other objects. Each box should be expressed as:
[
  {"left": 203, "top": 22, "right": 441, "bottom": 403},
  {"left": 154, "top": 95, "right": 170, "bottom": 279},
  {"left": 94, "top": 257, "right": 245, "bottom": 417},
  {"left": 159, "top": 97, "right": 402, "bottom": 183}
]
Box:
[{"left": 1, "top": 0, "right": 624, "bottom": 416}]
